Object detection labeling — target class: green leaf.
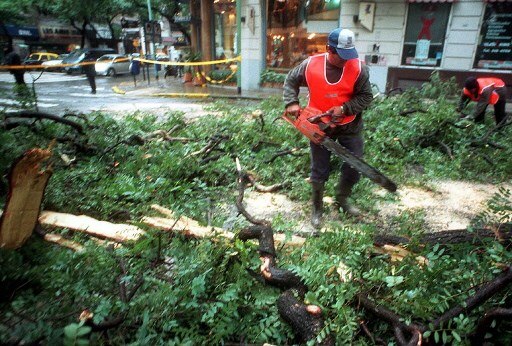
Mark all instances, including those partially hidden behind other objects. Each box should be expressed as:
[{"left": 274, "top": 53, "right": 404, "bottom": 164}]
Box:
[
  {"left": 452, "top": 330, "right": 461, "bottom": 342},
  {"left": 384, "top": 275, "right": 404, "bottom": 287},
  {"left": 64, "top": 323, "right": 79, "bottom": 337},
  {"left": 76, "top": 325, "right": 91, "bottom": 337}
]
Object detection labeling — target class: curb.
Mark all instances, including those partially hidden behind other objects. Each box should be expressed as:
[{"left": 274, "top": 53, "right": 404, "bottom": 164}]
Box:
[{"left": 113, "top": 84, "right": 273, "bottom": 100}]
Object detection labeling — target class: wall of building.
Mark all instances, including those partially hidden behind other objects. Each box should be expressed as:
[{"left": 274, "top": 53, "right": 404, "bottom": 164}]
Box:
[
  {"left": 337, "top": 0, "right": 510, "bottom": 94},
  {"left": 339, "top": 0, "right": 407, "bottom": 92},
  {"left": 442, "top": 1, "right": 483, "bottom": 70}
]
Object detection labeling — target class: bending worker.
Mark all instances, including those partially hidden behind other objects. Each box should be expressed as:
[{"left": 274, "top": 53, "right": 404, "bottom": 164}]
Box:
[
  {"left": 457, "top": 76, "right": 508, "bottom": 125},
  {"left": 283, "top": 28, "right": 373, "bottom": 229}
]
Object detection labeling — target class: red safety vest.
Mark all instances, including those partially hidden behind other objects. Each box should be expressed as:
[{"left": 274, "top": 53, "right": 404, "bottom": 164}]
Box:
[
  {"left": 305, "top": 53, "right": 361, "bottom": 125},
  {"left": 463, "top": 77, "right": 505, "bottom": 105}
]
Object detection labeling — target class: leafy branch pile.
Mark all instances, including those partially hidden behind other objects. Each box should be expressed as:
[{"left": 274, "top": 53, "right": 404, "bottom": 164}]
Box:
[{"left": 1, "top": 74, "right": 511, "bottom": 344}]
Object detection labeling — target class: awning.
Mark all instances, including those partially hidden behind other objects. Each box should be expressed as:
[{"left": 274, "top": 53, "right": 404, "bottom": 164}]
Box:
[
  {"left": 4, "top": 24, "right": 39, "bottom": 39},
  {"left": 407, "top": 0, "right": 457, "bottom": 3}
]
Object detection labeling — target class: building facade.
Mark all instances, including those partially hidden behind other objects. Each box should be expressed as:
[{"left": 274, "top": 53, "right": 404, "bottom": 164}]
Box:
[{"left": 237, "top": 0, "right": 511, "bottom": 94}]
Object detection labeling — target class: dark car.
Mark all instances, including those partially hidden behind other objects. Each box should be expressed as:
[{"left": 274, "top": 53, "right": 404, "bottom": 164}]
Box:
[{"left": 63, "top": 48, "right": 116, "bottom": 74}]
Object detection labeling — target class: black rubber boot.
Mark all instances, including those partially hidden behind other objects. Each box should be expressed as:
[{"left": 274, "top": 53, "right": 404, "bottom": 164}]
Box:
[
  {"left": 311, "top": 182, "right": 324, "bottom": 229},
  {"left": 335, "top": 183, "right": 361, "bottom": 217}
]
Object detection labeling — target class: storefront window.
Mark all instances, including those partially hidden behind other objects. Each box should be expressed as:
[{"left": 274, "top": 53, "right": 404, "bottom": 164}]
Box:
[
  {"left": 266, "top": 31, "right": 326, "bottom": 68},
  {"left": 473, "top": 2, "right": 512, "bottom": 70},
  {"left": 267, "top": 0, "right": 337, "bottom": 69},
  {"left": 214, "top": 0, "right": 236, "bottom": 59},
  {"left": 402, "top": 3, "right": 450, "bottom": 67},
  {"left": 306, "top": 0, "right": 340, "bottom": 20}
]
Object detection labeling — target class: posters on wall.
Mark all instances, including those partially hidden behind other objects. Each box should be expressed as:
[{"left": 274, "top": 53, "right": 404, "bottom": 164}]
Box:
[
  {"left": 402, "top": 4, "right": 450, "bottom": 67},
  {"left": 474, "top": 3, "right": 512, "bottom": 70}
]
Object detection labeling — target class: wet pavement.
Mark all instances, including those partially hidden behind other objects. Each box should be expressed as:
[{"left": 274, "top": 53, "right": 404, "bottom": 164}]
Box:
[{"left": 0, "top": 71, "right": 282, "bottom": 116}]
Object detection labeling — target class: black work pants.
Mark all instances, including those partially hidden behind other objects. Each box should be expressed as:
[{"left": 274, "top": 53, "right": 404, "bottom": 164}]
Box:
[
  {"left": 474, "top": 99, "right": 506, "bottom": 125},
  {"left": 309, "top": 134, "right": 364, "bottom": 187},
  {"left": 13, "top": 72, "right": 25, "bottom": 85},
  {"left": 86, "top": 73, "right": 96, "bottom": 92}
]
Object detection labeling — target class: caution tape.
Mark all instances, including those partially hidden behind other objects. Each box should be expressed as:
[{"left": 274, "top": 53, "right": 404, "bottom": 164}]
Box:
[
  {"left": 199, "top": 69, "right": 237, "bottom": 85},
  {"left": 134, "top": 56, "right": 241, "bottom": 66},
  {"left": 0, "top": 55, "right": 241, "bottom": 86},
  {"left": 0, "top": 59, "right": 110, "bottom": 70},
  {"left": 0, "top": 56, "right": 240, "bottom": 71},
  {"left": 152, "top": 92, "right": 210, "bottom": 98}
]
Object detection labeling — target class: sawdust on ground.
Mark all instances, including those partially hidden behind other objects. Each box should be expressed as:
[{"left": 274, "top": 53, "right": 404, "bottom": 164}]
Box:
[{"left": 239, "top": 180, "right": 511, "bottom": 233}]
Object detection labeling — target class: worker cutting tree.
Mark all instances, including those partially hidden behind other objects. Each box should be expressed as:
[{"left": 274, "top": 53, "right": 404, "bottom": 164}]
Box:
[
  {"left": 282, "top": 28, "right": 377, "bottom": 229},
  {"left": 457, "top": 76, "right": 508, "bottom": 125}
]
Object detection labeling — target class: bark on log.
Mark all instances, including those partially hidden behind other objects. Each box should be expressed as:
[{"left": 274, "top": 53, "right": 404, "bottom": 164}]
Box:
[
  {"left": 238, "top": 225, "right": 276, "bottom": 257},
  {"left": 0, "top": 148, "right": 52, "bottom": 249},
  {"left": 431, "top": 266, "right": 512, "bottom": 330},
  {"left": 374, "top": 224, "right": 512, "bottom": 247},
  {"left": 277, "top": 290, "right": 333, "bottom": 345},
  {"left": 470, "top": 307, "right": 512, "bottom": 345},
  {"left": 4, "top": 111, "right": 84, "bottom": 133},
  {"left": 39, "top": 211, "right": 145, "bottom": 242},
  {"left": 356, "top": 266, "right": 512, "bottom": 345},
  {"left": 4, "top": 111, "right": 83, "bottom": 133}
]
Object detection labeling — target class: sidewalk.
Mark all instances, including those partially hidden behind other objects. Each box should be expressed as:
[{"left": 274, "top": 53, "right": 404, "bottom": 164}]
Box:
[{"left": 115, "top": 74, "right": 283, "bottom": 100}]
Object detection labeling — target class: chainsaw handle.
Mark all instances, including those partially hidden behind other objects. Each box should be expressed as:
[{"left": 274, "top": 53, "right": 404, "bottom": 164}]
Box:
[{"left": 307, "top": 111, "right": 332, "bottom": 124}]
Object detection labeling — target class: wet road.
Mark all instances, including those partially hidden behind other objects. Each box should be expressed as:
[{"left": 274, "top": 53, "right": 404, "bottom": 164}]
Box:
[{"left": 0, "top": 71, "right": 209, "bottom": 116}]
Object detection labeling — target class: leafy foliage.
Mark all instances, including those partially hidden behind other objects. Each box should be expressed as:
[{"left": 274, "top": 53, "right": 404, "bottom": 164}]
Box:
[
  {"left": 260, "top": 69, "right": 288, "bottom": 84},
  {"left": 1, "top": 74, "right": 511, "bottom": 344}
]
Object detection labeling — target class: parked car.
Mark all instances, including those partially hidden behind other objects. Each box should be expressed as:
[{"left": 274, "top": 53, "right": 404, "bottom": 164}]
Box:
[
  {"left": 62, "top": 48, "right": 116, "bottom": 74},
  {"left": 23, "top": 52, "right": 59, "bottom": 66},
  {"left": 41, "top": 53, "right": 69, "bottom": 71},
  {"left": 94, "top": 54, "right": 131, "bottom": 76}
]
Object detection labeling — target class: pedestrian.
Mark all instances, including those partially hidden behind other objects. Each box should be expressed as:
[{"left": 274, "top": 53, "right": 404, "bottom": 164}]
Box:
[
  {"left": 457, "top": 76, "right": 508, "bottom": 125},
  {"left": 83, "top": 53, "right": 96, "bottom": 94},
  {"left": 283, "top": 28, "right": 373, "bottom": 229},
  {"left": 3, "top": 47, "right": 26, "bottom": 86},
  {"left": 177, "top": 54, "right": 184, "bottom": 78}
]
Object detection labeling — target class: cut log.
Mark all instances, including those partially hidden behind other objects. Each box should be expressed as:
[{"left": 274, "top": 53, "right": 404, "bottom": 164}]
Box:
[
  {"left": 0, "top": 148, "right": 53, "bottom": 249},
  {"left": 142, "top": 214, "right": 306, "bottom": 247},
  {"left": 374, "top": 224, "right": 512, "bottom": 247},
  {"left": 277, "top": 290, "right": 333, "bottom": 345},
  {"left": 141, "top": 215, "right": 232, "bottom": 239},
  {"left": 43, "top": 233, "right": 84, "bottom": 252},
  {"left": 39, "top": 211, "right": 145, "bottom": 242},
  {"left": 148, "top": 204, "right": 306, "bottom": 246}
]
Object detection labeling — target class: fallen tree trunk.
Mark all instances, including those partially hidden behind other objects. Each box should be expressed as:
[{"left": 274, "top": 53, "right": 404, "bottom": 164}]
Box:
[
  {"left": 234, "top": 158, "right": 331, "bottom": 344},
  {"left": 39, "top": 211, "right": 145, "bottom": 242},
  {"left": 357, "top": 265, "right": 512, "bottom": 345},
  {"left": 374, "top": 224, "right": 512, "bottom": 247},
  {"left": 142, "top": 205, "right": 306, "bottom": 247},
  {"left": 277, "top": 289, "right": 333, "bottom": 345},
  {"left": 4, "top": 111, "right": 84, "bottom": 134},
  {"left": 0, "top": 148, "right": 53, "bottom": 249}
]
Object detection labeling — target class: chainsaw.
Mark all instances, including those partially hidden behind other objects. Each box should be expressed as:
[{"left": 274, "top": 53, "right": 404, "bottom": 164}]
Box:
[{"left": 282, "top": 107, "right": 397, "bottom": 193}]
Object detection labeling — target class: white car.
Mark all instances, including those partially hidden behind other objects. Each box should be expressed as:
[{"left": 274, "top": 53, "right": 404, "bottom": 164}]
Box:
[
  {"left": 40, "top": 54, "right": 68, "bottom": 71},
  {"left": 94, "top": 54, "right": 131, "bottom": 76}
]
